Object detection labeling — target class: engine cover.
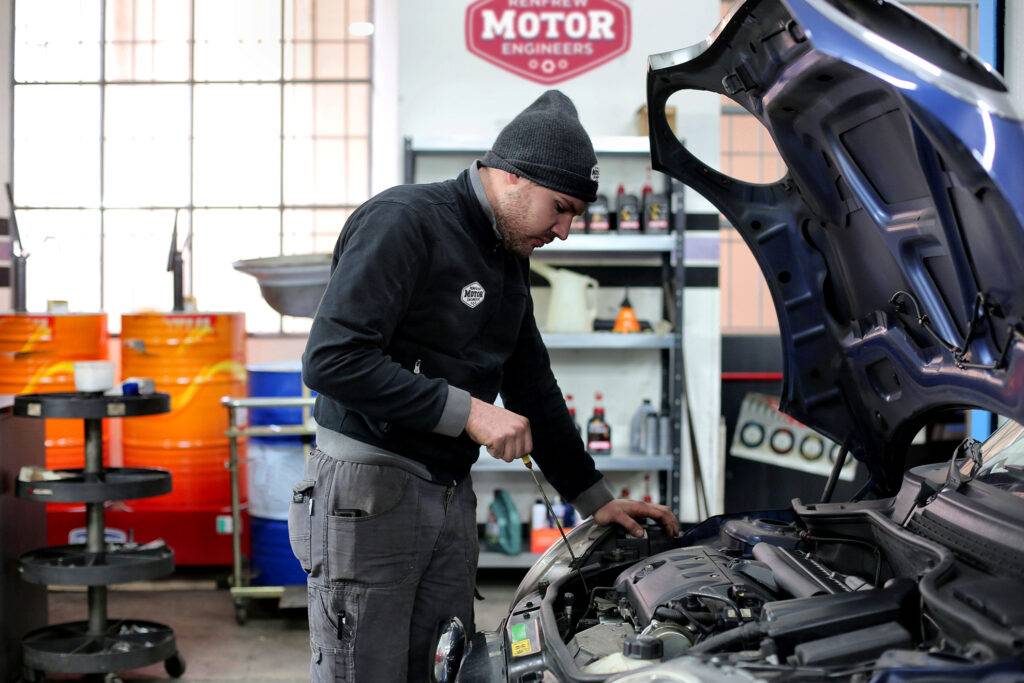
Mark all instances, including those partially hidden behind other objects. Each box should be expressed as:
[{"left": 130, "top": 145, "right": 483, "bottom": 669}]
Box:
[{"left": 614, "top": 547, "right": 777, "bottom": 627}]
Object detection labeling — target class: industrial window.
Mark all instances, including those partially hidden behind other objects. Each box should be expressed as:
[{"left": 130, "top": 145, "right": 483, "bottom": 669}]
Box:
[
  {"left": 717, "top": 0, "right": 978, "bottom": 335},
  {"left": 11, "top": 0, "right": 372, "bottom": 333}
]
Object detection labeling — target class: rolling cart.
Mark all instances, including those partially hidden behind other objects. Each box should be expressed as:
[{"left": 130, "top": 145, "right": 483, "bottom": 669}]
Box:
[
  {"left": 13, "top": 392, "right": 185, "bottom": 683},
  {"left": 222, "top": 394, "right": 315, "bottom": 625}
]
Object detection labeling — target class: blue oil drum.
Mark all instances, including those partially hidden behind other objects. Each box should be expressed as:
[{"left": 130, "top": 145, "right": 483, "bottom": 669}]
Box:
[
  {"left": 250, "top": 516, "right": 307, "bottom": 586},
  {"left": 247, "top": 360, "right": 308, "bottom": 428}
]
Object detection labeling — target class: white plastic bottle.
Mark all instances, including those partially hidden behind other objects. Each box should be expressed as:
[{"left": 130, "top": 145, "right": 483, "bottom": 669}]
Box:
[
  {"left": 629, "top": 399, "right": 657, "bottom": 454},
  {"left": 531, "top": 499, "right": 548, "bottom": 530}
]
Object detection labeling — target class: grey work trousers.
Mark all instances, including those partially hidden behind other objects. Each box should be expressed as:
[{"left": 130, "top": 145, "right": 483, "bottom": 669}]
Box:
[{"left": 288, "top": 448, "right": 478, "bottom": 682}]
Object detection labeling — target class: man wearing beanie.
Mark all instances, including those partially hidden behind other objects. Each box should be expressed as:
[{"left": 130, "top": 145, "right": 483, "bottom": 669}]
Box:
[{"left": 299, "top": 90, "right": 679, "bottom": 682}]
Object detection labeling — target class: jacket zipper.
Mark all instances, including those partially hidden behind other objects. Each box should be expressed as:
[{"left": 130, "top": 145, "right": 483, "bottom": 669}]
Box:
[{"left": 413, "top": 359, "right": 422, "bottom": 375}]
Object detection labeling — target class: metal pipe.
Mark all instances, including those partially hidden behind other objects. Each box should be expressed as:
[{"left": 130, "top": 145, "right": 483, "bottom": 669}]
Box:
[
  {"left": 11, "top": 253, "right": 26, "bottom": 312},
  {"left": 221, "top": 396, "right": 316, "bottom": 409},
  {"left": 84, "top": 417, "right": 107, "bottom": 635},
  {"left": 5, "top": 183, "right": 27, "bottom": 312},
  {"left": 88, "top": 586, "right": 108, "bottom": 636},
  {"left": 228, "top": 406, "right": 243, "bottom": 592},
  {"left": 171, "top": 251, "right": 184, "bottom": 312},
  {"left": 84, "top": 418, "right": 104, "bottom": 552},
  {"left": 820, "top": 444, "right": 849, "bottom": 504}
]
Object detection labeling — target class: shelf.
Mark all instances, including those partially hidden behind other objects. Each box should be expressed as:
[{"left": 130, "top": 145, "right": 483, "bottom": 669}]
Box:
[
  {"left": 533, "top": 232, "right": 720, "bottom": 268},
  {"left": 409, "top": 135, "right": 652, "bottom": 156},
  {"left": 478, "top": 551, "right": 541, "bottom": 569},
  {"left": 14, "top": 392, "right": 170, "bottom": 420},
  {"left": 539, "top": 233, "right": 673, "bottom": 254},
  {"left": 473, "top": 456, "right": 673, "bottom": 472},
  {"left": 19, "top": 544, "right": 175, "bottom": 586},
  {"left": 542, "top": 333, "right": 675, "bottom": 350},
  {"left": 16, "top": 468, "right": 172, "bottom": 503},
  {"left": 22, "top": 619, "right": 177, "bottom": 674}
]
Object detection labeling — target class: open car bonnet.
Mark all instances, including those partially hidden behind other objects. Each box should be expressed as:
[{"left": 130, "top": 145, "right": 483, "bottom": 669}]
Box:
[{"left": 647, "top": 0, "right": 1024, "bottom": 493}]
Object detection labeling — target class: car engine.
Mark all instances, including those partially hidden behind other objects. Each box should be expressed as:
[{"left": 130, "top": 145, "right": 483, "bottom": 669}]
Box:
[{"left": 525, "top": 503, "right": 1022, "bottom": 681}]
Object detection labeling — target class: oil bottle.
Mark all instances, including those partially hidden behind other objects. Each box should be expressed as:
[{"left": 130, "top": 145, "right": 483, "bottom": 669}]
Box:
[
  {"left": 586, "top": 194, "right": 612, "bottom": 233},
  {"left": 616, "top": 183, "right": 641, "bottom": 233},
  {"left": 587, "top": 391, "right": 612, "bottom": 455}
]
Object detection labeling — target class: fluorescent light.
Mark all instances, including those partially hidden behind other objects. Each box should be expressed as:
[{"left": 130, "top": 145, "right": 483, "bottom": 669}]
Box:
[{"left": 348, "top": 22, "right": 375, "bottom": 37}]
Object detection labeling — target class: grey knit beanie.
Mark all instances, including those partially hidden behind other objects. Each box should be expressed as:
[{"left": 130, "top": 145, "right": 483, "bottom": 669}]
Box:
[{"left": 482, "top": 90, "right": 599, "bottom": 203}]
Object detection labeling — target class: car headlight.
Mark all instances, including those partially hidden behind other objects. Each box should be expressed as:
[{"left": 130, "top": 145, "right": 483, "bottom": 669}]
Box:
[
  {"left": 511, "top": 519, "right": 608, "bottom": 605},
  {"left": 432, "top": 616, "right": 466, "bottom": 683}
]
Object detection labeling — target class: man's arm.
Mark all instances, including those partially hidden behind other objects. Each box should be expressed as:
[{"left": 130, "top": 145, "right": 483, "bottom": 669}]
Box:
[
  {"left": 499, "top": 293, "right": 614, "bottom": 517},
  {"left": 302, "top": 201, "right": 470, "bottom": 437},
  {"left": 501, "top": 290, "right": 680, "bottom": 537}
]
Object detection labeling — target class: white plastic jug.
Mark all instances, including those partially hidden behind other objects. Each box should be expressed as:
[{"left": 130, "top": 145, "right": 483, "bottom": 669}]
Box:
[{"left": 530, "top": 261, "right": 599, "bottom": 333}]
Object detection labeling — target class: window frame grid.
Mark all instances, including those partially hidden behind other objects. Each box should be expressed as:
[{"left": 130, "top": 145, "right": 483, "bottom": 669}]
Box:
[{"left": 9, "top": 0, "right": 374, "bottom": 334}]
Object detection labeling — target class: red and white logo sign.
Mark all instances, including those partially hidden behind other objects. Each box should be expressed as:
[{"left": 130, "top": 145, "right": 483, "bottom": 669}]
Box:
[{"left": 465, "top": 0, "right": 632, "bottom": 85}]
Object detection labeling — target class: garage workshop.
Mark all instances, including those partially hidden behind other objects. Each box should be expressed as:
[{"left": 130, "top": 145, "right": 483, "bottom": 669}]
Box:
[{"left": 2, "top": 0, "right": 1024, "bottom": 681}]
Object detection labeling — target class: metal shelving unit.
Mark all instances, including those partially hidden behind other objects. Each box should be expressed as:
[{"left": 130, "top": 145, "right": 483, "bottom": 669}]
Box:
[
  {"left": 405, "top": 137, "right": 691, "bottom": 569},
  {"left": 541, "top": 333, "right": 676, "bottom": 350}
]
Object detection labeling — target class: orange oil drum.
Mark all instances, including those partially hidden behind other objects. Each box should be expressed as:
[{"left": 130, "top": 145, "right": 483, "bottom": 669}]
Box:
[
  {"left": 121, "top": 312, "right": 247, "bottom": 510},
  {"left": 0, "top": 313, "right": 110, "bottom": 469}
]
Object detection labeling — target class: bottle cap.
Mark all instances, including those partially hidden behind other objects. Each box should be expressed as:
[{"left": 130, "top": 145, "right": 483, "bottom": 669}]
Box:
[{"left": 623, "top": 635, "right": 663, "bottom": 660}]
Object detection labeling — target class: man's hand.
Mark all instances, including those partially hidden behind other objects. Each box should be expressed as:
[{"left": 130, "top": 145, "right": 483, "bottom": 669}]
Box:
[
  {"left": 465, "top": 397, "right": 533, "bottom": 462},
  {"left": 593, "top": 499, "right": 680, "bottom": 539}
]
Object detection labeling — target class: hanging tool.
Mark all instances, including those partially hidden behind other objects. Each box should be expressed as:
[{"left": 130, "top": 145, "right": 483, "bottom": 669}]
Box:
[
  {"left": 5, "top": 183, "right": 27, "bottom": 313},
  {"left": 521, "top": 454, "right": 589, "bottom": 594}
]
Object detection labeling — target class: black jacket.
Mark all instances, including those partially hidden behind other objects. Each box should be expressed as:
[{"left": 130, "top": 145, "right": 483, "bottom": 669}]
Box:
[{"left": 303, "top": 170, "right": 609, "bottom": 507}]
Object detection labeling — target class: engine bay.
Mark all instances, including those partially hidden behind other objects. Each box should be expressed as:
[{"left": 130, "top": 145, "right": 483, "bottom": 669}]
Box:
[
  {"left": 509, "top": 474, "right": 1024, "bottom": 681},
  {"left": 557, "top": 517, "right": 917, "bottom": 677}
]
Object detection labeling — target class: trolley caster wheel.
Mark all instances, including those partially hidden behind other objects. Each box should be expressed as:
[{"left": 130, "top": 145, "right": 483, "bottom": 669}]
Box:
[
  {"left": 234, "top": 603, "right": 249, "bottom": 626},
  {"left": 165, "top": 652, "right": 186, "bottom": 678}
]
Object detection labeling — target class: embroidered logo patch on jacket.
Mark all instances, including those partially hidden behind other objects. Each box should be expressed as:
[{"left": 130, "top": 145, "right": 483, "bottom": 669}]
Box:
[{"left": 461, "top": 282, "right": 486, "bottom": 308}]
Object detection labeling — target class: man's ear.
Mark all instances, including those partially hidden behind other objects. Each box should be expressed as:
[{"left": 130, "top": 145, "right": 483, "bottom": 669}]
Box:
[{"left": 504, "top": 171, "right": 521, "bottom": 185}]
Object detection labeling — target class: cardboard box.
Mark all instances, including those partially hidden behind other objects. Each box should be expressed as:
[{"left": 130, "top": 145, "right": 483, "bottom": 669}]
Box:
[{"left": 636, "top": 104, "right": 678, "bottom": 137}]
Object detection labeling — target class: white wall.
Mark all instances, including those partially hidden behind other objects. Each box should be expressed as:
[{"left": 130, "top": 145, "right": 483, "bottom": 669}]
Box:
[
  {"left": 395, "top": 0, "right": 720, "bottom": 213},
  {"left": 1007, "top": 2, "right": 1024, "bottom": 114},
  {"left": 371, "top": 0, "right": 402, "bottom": 195}
]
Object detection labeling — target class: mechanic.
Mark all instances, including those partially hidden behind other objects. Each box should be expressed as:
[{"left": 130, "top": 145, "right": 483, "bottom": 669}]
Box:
[{"left": 297, "top": 89, "right": 680, "bottom": 682}]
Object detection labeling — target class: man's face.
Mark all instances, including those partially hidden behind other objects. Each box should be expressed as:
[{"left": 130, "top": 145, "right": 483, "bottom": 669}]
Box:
[{"left": 493, "top": 178, "right": 586, "bottom": 258}]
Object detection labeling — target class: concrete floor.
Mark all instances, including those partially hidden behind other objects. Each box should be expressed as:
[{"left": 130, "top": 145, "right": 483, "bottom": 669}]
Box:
[{"left": 42, "top": 578, "right": 519, "bottom": 682}]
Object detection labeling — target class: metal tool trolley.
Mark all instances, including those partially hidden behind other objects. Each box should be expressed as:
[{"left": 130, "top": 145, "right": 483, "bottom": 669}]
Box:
[
  {"left": 14, "top": 392, "right": 185, "bottom": 683},
  {"left": 223, "top": 394, "right": 315, "bottom": 625}
]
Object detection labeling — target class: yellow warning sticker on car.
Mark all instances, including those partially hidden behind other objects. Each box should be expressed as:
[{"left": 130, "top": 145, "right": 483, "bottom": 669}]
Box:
[{"left": 511, "top": 639, "right": 533, "bottom": 657}]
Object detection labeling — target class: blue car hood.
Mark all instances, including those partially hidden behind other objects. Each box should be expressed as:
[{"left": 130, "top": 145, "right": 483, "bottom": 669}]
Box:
[{"left": 647, "top": 0, "right": 1024, "bottom": 493}]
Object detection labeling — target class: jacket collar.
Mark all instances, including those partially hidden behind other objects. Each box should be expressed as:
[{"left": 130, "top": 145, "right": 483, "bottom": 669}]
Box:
[{"left": 453, "top": 167, "right": 502, "bottom": 251}]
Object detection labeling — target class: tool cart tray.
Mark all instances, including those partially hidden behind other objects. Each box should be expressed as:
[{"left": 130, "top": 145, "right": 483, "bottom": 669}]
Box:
[
  {"left": 13, "top": 393, "right": 170, "bottom": 419},
  {"left": 22, "top": 619, "right": 177, "bottom": 674},
  {"left": 19, "top": 544, "right": 174, "bottom": 585},
  {"left": 16, "top": 468, "right": 172, "bottom": 503}
]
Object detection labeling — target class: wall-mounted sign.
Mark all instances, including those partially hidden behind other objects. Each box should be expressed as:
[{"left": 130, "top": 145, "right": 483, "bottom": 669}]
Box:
[
  {"left": 730, "top": 393, "right": 857, "bottom": 482},
  {"left": 465, "top": 0, "right": 631, "bottom": 85}
]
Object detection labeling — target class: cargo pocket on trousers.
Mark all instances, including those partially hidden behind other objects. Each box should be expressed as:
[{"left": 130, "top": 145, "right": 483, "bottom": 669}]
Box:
[
  {"left": 288, "top": 478, "right": 315, "bottom": 573},
  {"left": 325, "top": 471, "right": 417, "bottom": 586},
  {"left": 308, "top": 584, "right": 358, "bottom": 682}
]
